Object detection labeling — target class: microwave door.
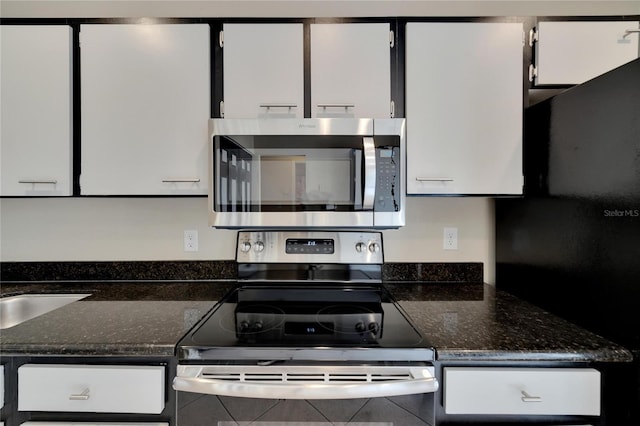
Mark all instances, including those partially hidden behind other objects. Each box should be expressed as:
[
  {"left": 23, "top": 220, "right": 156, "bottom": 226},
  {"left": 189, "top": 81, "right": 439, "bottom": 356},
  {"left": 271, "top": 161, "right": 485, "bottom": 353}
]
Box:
[{"left": 210, "top": 129, "right": 379, "bottom": 228}]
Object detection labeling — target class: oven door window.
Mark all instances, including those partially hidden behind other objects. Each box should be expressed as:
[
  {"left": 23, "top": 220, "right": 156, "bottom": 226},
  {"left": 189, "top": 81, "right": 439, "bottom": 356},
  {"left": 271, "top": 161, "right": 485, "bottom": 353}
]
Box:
[
  {"left": 214, "top": 135, "right": 367, "bottom": 213},
  {"left": 177, "top": 392, "right": 435, "bottom": 425}
]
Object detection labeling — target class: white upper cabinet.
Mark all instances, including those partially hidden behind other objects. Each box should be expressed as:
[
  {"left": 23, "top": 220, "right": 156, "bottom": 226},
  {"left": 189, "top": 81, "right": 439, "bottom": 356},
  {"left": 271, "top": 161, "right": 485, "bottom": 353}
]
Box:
[
  {"left": 222, "top": 23, "right": 304, "bottom": 119},
  {"left": 222, "top": 22, "right": 392, "bottom": 119},
  {"left": 532, "top": 21, "right": 640, "bottom": 85},
  {"left": 1, "top": 25, "right": 73, "bottom": 196},
  {"left": 311, "top": 23, "right": 391, "bottom": 118},
  {"left": 405, "top": 22, "right": 524, "bottom": 195},
  {"left": 80, "top": 24, "right": 210, "bottom": 195}
]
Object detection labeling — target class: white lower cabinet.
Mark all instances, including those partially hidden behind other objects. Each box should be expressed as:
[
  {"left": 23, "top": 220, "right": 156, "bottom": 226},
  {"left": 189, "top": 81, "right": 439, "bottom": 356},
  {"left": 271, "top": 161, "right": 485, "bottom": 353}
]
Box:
[
  {"left": 18, "top": 364, "right": 165, "bottom": 414},
  {"left": 444, "top": 367, "right": 601, "bottom": 416}
]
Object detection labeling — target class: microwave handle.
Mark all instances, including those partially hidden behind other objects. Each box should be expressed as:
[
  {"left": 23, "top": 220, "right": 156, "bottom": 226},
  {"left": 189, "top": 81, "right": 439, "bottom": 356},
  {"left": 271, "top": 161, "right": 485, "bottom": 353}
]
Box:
[{"left": 363, "top": 137, "right": 377, "bottom": 210}]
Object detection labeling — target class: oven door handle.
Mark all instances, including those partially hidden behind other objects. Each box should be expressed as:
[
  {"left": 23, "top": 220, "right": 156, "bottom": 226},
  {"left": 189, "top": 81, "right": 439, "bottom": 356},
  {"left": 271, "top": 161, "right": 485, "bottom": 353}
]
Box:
[
  {"left": 173, "top": 370, "right": 438, "bottom": 400},
  {"left": 362, "top": 136, "right": 377, "bottom": 210}
]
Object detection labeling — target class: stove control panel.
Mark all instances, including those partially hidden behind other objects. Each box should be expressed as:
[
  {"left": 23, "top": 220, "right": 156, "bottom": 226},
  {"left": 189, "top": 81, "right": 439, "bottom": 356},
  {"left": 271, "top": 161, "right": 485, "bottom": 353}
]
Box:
[{"left": 236, "top": 231, "right": 383, "bottom": 264}]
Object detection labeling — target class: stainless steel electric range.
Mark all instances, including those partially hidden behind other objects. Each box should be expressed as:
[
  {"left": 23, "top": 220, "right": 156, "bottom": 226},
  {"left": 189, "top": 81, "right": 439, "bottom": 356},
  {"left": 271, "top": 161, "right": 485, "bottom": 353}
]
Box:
[{"left": 174, "top": 231, "right": 438, "bottom": 425}]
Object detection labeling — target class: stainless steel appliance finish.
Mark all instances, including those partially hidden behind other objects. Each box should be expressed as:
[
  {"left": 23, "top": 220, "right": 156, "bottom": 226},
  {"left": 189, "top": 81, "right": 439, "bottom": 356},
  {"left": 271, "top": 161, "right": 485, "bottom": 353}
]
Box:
[
  {"left": 236, "top": 230, "right": 383, "bottom": 268},
  {"left": 174, "top": 230, "right": 437, "bottom": 425},
  {"left": 0, "top": 293, "right": 91, "bottom": 329},
  {"left": 175, "top": 364, "right": 437, "bottom": 400},
  {"left": 208, "top": 118, "right": 406, "bottom": 229}
]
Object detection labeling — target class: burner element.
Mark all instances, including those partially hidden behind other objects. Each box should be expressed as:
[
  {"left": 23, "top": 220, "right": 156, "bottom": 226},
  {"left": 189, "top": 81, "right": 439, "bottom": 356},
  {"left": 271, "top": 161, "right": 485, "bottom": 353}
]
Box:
[
  {"left": 316, "top": 303, "right": 383, "bottom": 338},
  {"left": 234, "top": 303, "right": 285, "bottom": 338}
]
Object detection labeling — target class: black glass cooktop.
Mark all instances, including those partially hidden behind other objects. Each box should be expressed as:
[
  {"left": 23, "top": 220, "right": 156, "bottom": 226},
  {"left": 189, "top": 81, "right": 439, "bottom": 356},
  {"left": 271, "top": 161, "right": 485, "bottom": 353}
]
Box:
[{"left": 176, "top": 285, "right": 435, "bottom": 363}]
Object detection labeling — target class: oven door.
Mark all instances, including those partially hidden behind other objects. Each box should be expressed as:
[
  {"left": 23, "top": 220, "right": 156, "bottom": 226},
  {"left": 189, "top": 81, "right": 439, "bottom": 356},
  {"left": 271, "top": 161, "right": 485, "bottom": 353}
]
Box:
[
  {"left": 208, "top": 118, "right": 404, "bottom": 229},
  {"left": 175, "top": 363, "right": 437, "bottom": 425}
]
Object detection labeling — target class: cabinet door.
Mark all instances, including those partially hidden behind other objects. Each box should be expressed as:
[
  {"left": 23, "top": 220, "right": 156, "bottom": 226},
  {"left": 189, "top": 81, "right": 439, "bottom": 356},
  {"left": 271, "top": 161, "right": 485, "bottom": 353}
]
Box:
[
  {"left": 311, "top": 23, "right": 391, "bottom": 118},
  {"left": 534, "top": 21, "right": 640, "bottom": 85},
  {"left": 222, "top": 23, "right": 304, "bottom": 119},
  {"left": 80, "top": 24, "right": 210, "bottom": 195},
  {"left": 406, "top": 22, "right": 523, "bottom": 195},
  {"left": 0, "top": 25, "right": 73, "bottom": 196}
]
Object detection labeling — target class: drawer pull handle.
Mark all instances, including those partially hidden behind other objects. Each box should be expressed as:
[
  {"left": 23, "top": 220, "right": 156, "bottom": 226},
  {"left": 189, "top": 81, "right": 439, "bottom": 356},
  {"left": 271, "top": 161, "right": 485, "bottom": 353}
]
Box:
[
  {"left": 521, "top": 390, "right": 542, "bottom": 402},
  {"left": 69, "top": 388, "right": 90, "bottom": 401}
]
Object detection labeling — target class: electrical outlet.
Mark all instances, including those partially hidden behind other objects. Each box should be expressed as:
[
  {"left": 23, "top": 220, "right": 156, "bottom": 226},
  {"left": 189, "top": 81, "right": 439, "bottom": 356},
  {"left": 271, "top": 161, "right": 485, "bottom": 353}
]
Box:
[
  {"left": 443, "top": 227, "right": 458, "bottom": 250},
  {"left": 184, "top": 230, "right": 198, "bottom": 252}
]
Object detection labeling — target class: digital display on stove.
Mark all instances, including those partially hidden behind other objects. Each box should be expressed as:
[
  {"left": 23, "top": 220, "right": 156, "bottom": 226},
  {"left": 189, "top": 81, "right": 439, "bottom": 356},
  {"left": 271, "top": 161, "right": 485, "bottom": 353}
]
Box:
[
  {"left": 285, "top": 238, "right": 334, "bottom": 254},
  {"left": 285, "top": 322, "right": 334, "bottom": 335}
]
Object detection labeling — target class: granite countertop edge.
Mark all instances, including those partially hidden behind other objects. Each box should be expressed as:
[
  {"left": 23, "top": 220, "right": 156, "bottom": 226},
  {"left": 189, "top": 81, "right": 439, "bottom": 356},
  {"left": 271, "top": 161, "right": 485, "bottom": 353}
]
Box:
[{"left": 434, "top": 348, "right": 633, "bottom": 363}]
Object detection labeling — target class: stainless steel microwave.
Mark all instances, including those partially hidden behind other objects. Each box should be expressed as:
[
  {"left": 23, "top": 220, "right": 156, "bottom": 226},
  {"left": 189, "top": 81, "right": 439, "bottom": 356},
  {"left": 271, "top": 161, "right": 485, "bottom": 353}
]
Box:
[{"left": 208, "top": 118, "right": 405, "bottom": 229}]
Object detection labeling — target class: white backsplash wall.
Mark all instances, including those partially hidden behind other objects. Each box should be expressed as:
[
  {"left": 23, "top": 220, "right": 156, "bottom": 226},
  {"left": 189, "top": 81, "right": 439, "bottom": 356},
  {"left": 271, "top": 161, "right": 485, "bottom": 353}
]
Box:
[{"left": 0, "top": 197, "right": 495, "bottom": 283}]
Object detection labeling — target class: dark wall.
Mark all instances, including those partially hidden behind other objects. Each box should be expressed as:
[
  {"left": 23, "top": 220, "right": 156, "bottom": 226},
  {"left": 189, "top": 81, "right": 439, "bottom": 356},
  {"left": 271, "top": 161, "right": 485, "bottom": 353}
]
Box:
[{"left": 496, "top": 58, "right": 640, "bottom": 346}]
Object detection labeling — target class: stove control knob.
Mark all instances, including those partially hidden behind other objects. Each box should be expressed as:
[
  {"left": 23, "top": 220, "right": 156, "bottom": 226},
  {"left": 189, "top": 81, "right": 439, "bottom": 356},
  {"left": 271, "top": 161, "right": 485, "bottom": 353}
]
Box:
[
  {"left": 254, "top": 241, "right": 265, "bottom": 252},
  {"left": 240, "top": 241, "right": 252, "bottom": 253},
  {"left": 355, "top": 242, "right": 367, "bottom": 253},
  {"left": 355, "top": 322, "right": 367, "bottom": 333},
  {"left": 368, "top": 322, "right": 380, "bottom": 335},
  {"left": 368, "top": 242, "right": 380, "bottom": 253},
  {"left": 253, "top": 321, "right": 263, "bottom": 331},
  {"left": 239, "top": 321, "right": 250, "bottom": 332}
]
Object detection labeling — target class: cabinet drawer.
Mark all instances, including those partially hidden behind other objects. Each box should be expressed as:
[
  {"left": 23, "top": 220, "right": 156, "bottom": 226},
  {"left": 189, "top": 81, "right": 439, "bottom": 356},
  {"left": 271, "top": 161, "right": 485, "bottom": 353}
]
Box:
[
  {"left": 444, "top": 367, "right": 600, "bottom": 416},
  {"left": 18, "top": 364, "right": 165, "bottom": 414}
]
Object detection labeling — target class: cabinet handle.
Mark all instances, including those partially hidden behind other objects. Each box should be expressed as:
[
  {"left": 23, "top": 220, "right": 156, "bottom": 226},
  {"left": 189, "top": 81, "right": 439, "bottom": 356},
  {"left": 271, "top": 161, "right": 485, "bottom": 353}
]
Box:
[
  {"left": 317, "top": 104, "right": 355, "bottom": 110},
  {"left": 623, "top": 29, "right": 640, "bottom": 39},
  {"left": 415, "top": 177, "right": 454, "bottom": 182},
  {"left": 18, "top": 179, "right": 58, "bottom": 184},
  {"left": 521, "top": 390, "right": 542, "bottom": 402},
  {"left": 161, "top": 178, "right": 201, "bottom": 183},
  {"left": 259, "top": 103, "right": 298, "bottom": 110},
  {"left": 69, "top": 388, "right": 90, "bottom": 401}
]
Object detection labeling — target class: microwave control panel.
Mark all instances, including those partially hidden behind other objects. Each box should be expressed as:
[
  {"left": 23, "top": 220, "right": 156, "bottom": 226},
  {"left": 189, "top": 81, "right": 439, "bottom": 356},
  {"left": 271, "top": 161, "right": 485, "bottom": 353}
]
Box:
[{"left": 374, "top": 147, "right": 400, "bottom": 212}]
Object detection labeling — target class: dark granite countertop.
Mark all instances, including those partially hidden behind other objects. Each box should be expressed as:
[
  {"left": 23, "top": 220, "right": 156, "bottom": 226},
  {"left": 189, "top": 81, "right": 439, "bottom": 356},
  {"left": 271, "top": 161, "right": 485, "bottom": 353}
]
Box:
[
  {"left": 0, "top": 280, "right": 632, "bottom": 363},
  {"left": 0, "top": 281, "right": 236, "bottom": 357},
  {"left": 386, "top": 282, "right": 633, "bottom": 363}
]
